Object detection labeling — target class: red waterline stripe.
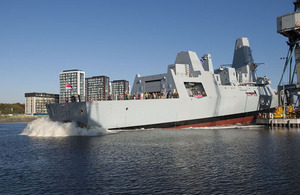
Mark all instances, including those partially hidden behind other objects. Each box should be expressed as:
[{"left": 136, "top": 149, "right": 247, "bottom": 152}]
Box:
[{"left": 170, "top": 116, "right": 255, "bottom": 129}]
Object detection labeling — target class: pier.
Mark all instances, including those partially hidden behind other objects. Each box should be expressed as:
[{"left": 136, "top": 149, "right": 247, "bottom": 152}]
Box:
[{"left": 256, "top": 118, "right": 300, "bottom": 128}]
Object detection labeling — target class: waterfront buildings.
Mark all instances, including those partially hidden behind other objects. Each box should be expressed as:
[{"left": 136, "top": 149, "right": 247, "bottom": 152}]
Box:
[
  {"left": 39, "top": 69, "right": 130, "bottom": 104},
  {"left": 59, "top": 69, "right": 85, "bottom": 103},
  {"left": 23, "top": 71, "right": 130, "bottom": 115},
  {"left": 111, "top": 80, "right": 129, "bottom": 100},
  {"left": 85, "top": 76, "right": 110, "bottom": 101},
  {"left": 25, "top": 92, "right": 59, "bottom": 115}
]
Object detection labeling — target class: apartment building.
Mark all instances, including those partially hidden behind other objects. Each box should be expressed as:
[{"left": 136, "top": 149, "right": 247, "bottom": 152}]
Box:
[
  {"left": 85, "top": 76, "right": 110, "bottom": 101},
  {"left": 25, "top": 92, "right": 59, "bottom": 115},
  {"left": 111, "top": 80, "right": 129, "bottom": 100},
  {"left": 59, "top": 69, "right": 85, "bottom": 103}
]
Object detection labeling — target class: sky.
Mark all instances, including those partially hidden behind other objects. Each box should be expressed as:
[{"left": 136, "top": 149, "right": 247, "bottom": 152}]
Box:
[{"left": 0, "top": 0, "right": 294, "bottom": 103}]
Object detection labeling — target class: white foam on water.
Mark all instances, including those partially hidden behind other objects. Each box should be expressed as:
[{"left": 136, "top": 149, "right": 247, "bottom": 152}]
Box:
[
  {"left": 20, "top": 118, "right": 265, "bottom": 137},
  {"left": 20, "top": 118, "right": 115, "bottom": 137}
]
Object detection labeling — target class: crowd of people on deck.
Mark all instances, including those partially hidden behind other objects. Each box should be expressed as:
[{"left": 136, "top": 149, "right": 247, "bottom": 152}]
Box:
[
  {"left": 66, "top": 90, "right": 208, "bottom": 102},
  {"left": 65, "top": 90, "right": 212, "bottom": 102},
  {"left": 107, "top": 92, "right": 179, "bottom": 101},
  {"left": 188, "top": 91, "right": 207, "bottom": 98}
]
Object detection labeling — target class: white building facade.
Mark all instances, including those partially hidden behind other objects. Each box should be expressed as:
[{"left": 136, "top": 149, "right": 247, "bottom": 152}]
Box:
[
  {"left": 111, "top": 80, "right": 129, "bottom": 100},
  {"left": 59, "top": 69, "right": 85, "bottom": 103},
  {"left": 25, "top": 93, "right": 59, "bottom": 115}
]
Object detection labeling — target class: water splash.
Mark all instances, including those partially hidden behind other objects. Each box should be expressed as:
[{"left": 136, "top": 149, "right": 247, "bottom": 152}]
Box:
[{"left": 20, "top": 118, "right": 114, "bottom": 137}]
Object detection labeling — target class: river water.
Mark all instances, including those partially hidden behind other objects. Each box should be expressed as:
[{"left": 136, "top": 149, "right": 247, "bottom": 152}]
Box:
[{"left": 1, "top": 118, "right": 300, "bottom": 194}]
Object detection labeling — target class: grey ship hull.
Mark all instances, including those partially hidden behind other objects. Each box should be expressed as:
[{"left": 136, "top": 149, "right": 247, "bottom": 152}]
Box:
[{"left": 47, "top": 88, "right": 276, "bottom": 129}]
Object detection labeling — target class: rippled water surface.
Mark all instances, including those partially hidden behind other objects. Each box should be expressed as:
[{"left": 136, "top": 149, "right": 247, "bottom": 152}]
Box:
[{"left": 1, "top": 120, "right": 300, "bottom": 194}]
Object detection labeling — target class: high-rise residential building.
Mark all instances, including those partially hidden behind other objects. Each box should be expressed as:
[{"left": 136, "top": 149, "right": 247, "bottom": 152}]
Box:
[
  {"left": 59, "top": 69, "right": 85, "bottom": 103},
  {"left": 86, "top": 76, "right": 110, "bottom": 101},
  {"left": 111, "top": 80, "right": 129, "bottom": 100},
  {"left": 25, "top": 92, "right": 59, "bottom": 115}
]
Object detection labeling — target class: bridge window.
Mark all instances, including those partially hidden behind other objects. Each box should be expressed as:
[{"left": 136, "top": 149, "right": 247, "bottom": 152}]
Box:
[{"left": 184, "top": 82, "right": 207, "bottom": 98}]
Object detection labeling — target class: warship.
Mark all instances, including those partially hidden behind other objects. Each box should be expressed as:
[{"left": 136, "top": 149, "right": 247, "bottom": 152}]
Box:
[{"left": 47, "top": 38, "right": 278, "bottom": 129}]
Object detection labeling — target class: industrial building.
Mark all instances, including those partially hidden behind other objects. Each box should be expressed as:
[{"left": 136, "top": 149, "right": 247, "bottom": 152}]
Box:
[{"left": 25, "top": 92, "right": 59, "bottom": 115}]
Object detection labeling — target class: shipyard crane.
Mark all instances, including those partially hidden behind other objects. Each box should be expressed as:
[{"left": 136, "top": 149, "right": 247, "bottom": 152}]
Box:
[{"left": 277, "top": 0, "right": 300, "bottom": 110}]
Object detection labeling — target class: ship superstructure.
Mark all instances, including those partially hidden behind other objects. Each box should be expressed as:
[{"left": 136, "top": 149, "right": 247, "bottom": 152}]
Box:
[{"left": 47, "top": 38, "right": 277, "bottom": 129}]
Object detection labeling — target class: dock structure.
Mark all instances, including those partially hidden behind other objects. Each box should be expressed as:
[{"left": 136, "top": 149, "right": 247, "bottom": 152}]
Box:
[
  {"left": 276, "top": 0, "right": 300, "bottom": 113},
  {"left": 256, "top": 118, "right": 300, "bottom": 128},
  {"left": 259, "top": 1, "right": 300, "bottom": 129}
]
